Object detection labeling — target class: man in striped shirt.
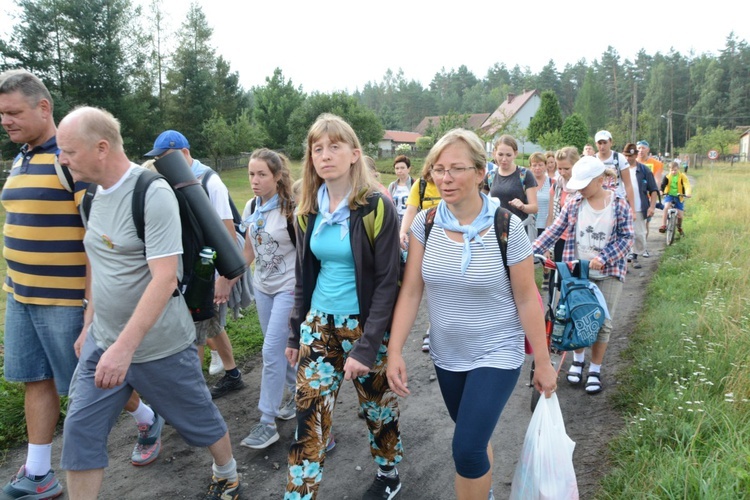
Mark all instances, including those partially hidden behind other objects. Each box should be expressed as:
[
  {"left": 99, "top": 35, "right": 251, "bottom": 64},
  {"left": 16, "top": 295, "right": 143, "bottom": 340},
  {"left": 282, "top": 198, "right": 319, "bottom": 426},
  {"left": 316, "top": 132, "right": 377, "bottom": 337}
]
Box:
[{"left": 0, "top": 70, "right": 86, "bottom": 498}]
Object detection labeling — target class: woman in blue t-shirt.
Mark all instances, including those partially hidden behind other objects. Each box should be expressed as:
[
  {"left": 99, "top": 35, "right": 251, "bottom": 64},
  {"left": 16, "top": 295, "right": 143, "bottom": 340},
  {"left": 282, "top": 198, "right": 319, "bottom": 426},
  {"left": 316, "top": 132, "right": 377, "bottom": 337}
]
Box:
[{"left": 284, "top": 113, "right": 403, "bottom": 500}]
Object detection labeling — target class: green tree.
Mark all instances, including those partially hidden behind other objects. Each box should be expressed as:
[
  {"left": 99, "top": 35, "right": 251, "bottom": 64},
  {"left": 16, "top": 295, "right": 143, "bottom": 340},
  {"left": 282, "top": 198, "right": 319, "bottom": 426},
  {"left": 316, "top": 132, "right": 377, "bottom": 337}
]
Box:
[
  {"left": 527, "top": 90, "right": 562, "bottom": 142},
  {"left": 424, "top": 110, "right": 470, "bottom": 141},
  {"left": 560, "top": 113, "right": 588, "bottom": 152},
  {"left": 537, "top": 130, "right": 563, "bottom": 151},
  {"left": 233, "top": 109, "right": 267, "bottom": 155},
  {"left": 253, "top": 68, "right": 305, "bottom": 150},
  {"left": 286, "top": 92, "right": 383, "bottom": 159},
  {"left": 202, "top": 111, "right": 233, "bottom": 168},
  {"left": 574, "top": 68, "right": 608, "bottom": 136},
  {"left": 164, "top": 3, "right": 217, "bottom": 156},
  {"left": 416, "top": 136, "right": 434, "bottom": 152}
]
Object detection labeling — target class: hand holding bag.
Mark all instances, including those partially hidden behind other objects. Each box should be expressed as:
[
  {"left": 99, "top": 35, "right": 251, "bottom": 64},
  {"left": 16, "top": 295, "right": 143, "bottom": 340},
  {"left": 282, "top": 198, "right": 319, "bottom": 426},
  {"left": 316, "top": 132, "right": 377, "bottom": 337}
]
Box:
[{"left": 509, "top": 393, "right": 579, "bottom": 500}]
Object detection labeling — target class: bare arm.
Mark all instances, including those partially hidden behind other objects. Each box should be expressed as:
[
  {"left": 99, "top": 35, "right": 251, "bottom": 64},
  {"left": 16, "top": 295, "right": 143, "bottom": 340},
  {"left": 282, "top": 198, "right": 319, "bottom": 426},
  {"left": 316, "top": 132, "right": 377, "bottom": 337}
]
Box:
[
  {"left": 621, "top": 165, "right": 636, "bottom": 209},
  {"left": 94, "top": 255, "right": 180, "bottom": 389},
  {"left": 399, "top": 204, "right": 419, "bottom": 249},
  {"left": 509, "top": 256, "right": 556, "bottom": 397},
  {"left": 386, "top": 236, "right": 426, "bottom": 397}
]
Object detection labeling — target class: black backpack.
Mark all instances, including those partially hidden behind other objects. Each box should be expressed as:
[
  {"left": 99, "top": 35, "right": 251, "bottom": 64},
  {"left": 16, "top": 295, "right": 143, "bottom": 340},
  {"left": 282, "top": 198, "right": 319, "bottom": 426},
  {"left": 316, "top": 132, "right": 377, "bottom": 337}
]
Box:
[
  {"left": 80, "top": 170, "right": 214, "bottom": 321},
  {"left": 423, "top": 205, "right": 513, "bottom": 274}
]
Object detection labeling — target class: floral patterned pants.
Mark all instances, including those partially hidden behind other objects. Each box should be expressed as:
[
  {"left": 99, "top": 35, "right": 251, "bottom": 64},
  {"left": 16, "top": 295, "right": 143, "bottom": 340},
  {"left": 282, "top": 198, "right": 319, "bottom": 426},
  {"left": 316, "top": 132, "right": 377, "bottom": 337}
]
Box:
[{"left": 285, "top": 309, "right": 403, "bottom": 499}]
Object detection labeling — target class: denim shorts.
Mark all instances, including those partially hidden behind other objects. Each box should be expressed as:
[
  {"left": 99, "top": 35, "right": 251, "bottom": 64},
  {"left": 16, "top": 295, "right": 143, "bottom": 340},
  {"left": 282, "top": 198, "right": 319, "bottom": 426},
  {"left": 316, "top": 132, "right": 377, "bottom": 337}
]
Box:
[
  {"left": 3, "top": 293, "right": 82, "bottom": 395},
  {"left": 664, "top": 195, "right": 684, "bottom": 211}
]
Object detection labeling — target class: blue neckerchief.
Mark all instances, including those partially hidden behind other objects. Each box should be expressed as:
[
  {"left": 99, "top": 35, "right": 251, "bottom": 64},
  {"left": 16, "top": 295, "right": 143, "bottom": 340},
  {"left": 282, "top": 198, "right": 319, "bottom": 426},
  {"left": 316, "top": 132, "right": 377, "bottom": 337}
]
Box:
[
  {"left": 314, "top": 184, "right": 351, "bottom": 240},
  {"left": 434, "top": 193, "right": 498, "bottom": 275},
  {"left": 244, "top": 194, "right": 279, "bottom": 234},
  {"left": 191, "top": 159, "right": 209, "bottom": 179}
]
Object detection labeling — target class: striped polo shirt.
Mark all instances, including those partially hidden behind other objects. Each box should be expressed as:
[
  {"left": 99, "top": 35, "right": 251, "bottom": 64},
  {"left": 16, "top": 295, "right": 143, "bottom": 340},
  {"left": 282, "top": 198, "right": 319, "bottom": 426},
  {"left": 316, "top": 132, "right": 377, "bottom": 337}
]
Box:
[{"left": 1, "top": 137, "right": 86, "bottom": 306}]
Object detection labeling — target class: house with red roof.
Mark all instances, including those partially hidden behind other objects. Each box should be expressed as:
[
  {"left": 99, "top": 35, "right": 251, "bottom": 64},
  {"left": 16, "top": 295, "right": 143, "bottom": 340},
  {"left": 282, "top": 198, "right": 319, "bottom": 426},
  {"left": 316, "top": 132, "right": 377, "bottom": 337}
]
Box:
[{"left": 378, "top": 130, "right": 422, "bottom": 155}]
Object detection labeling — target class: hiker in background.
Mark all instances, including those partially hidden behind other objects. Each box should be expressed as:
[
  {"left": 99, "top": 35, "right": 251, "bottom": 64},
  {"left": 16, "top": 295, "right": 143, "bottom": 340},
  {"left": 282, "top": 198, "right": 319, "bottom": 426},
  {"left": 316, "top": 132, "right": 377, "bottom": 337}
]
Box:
[
  {"left": 387, "top": 128, "right": 556, "bottom": 500},
  {"left": 399, "top": 160, "right": 441, "bottom": 249},
  {"left": 529, "top": 152, "right": 553, "bottom": 238},
  {"left": 285, "top": 113, "right": 403, "bottom": 499},
  {"left": 622, "top": 143, "right": 658, "bottom": 269},
  {"left": 583, "top": 144, "right": 595, "bottom": 157},
  {"left": 545, "top": 150, "right": 559, "bottom": 181},
  {"left": 544, "top": 147, "right": 579, "bottom": 293},
  {"left": 485, "top": 135, "right": 538, "bottom": 244},
  {"left": 143, "top": 130, "right": 246, "bottom": 400},
  {"left": 364, "top": 155, "right": 392, "bottom": 201},
  {"left": 594, "top": 130, "right": 635, "bottom": 210},
  {"left": 238, "top": 148, "right": 299, "bottom": 450},
  {"left": 533, "top": 155, "right": 633, "bottom": 395},
  {"left": 388, "top": 154, "right": 414, "bottom": 225}
]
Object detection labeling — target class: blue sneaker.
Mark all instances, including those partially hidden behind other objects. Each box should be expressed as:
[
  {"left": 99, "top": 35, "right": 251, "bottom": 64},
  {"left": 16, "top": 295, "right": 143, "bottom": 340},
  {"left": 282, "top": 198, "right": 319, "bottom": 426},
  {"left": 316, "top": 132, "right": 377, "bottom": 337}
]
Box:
[
  {"left": 131, "top": 412, "right": 165, "bottom": 466},
  {"left": 1, "top": 465, "right": 63, "bottom": 499}
]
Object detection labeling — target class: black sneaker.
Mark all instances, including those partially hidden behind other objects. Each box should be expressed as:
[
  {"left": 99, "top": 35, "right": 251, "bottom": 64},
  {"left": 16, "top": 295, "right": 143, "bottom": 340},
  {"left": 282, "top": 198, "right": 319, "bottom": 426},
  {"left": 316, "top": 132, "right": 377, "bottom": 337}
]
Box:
[
  {"left": 203, "top": 476, "right": 240, "bottom": 500},
  {"left": 363, "top": 471, "right": 401, "bottom": 499},
  {"left": 210, "top": 371, "right": 246, "bottom": 399}
]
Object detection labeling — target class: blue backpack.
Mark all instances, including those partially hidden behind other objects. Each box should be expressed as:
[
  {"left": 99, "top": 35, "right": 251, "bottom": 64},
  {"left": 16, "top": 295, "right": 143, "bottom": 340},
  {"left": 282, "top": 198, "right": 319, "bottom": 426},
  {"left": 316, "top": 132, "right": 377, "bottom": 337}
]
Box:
[{"left": 551, "top": 260, "right": 606, "bottom": 351}]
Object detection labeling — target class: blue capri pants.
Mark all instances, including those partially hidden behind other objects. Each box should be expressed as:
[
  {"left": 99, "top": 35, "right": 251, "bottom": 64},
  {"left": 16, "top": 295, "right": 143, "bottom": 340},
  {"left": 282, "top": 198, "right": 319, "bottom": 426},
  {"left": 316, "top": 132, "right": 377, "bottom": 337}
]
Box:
[{"left": 434, "top": 365, "right": 521, "bottom": 479}]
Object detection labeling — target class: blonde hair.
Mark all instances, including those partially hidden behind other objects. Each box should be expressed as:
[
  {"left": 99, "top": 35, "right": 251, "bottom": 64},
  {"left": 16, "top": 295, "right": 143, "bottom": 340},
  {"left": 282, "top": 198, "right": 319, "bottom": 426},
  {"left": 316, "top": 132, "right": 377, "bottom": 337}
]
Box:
[
  {"left": 529, "top": 152, "right": 546, "bottom": 165},
  {"left": 493, "top": 134, "right": 518, "bottom": 153},
  {"left": 555, "top": 146, "right": 580, "bottom": 164},
  {"left": 296, "top": 113, "right": 377, "bottom": 215},
  {"left": 249, "top": 148, "right": 294, "bottom": 219}
]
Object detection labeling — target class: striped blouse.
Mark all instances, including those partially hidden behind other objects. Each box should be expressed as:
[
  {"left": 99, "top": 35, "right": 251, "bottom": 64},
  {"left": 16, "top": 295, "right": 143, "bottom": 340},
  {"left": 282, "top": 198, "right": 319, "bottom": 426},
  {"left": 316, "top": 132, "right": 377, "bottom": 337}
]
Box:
[{"left": 411, "top": 209, "right": 532, "bottom": 371}]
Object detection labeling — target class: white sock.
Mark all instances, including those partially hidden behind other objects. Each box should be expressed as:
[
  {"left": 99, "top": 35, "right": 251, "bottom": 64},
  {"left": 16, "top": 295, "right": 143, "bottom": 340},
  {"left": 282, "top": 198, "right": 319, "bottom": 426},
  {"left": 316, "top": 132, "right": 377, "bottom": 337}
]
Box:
[
  {"left": 573, "top": 351, "right": 585, "bottom": 363},
  {"left": 378, "top": 466, "right": 398, "bottom": 478},
  {"left": 25, "top": 443, "right": 52, "bottom": 477},
  {"left": 128, "top": 401, "right": 155, "bottom": 426},
  {"left": 589, "top": 362, "right": 602, "bottom": 373},
  {"left": 213, "top": 457, "right": 238, "bottom": 482}
]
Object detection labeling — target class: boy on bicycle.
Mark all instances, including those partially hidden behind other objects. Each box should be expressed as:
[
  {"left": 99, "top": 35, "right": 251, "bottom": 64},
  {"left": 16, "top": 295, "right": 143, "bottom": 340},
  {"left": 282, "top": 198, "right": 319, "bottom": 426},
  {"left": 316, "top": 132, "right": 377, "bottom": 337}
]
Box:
[{"left": 659, "top": 160, "right": 692, "bottom": 235}]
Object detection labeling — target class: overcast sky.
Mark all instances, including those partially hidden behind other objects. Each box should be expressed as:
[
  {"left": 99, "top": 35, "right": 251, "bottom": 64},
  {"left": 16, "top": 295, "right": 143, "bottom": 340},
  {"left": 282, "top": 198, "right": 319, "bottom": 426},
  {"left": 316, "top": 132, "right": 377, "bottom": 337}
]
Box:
[{"left": 4, "top": 0, "right": 749, "bottom": 94}]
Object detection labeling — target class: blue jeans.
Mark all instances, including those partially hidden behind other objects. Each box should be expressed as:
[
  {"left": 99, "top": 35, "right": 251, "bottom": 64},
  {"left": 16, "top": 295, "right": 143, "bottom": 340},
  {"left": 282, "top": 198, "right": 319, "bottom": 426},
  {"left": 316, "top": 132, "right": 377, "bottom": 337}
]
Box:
[
  {"left": 435, "top": 365, "right": 521, "bottom": 479},
  {"left": 254, "top": 289, "right": 297, "bottom": 423},
  {"left": 3, "top": 293, "right": 82, "bottom": 395}
]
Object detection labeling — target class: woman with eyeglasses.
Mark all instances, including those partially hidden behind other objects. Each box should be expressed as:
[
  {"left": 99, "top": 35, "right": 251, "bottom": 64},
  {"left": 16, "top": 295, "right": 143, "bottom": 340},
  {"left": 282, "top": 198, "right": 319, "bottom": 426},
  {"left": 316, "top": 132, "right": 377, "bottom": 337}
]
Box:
[{"left": 387, "top": 129, "right": 556, "bottom": 500}]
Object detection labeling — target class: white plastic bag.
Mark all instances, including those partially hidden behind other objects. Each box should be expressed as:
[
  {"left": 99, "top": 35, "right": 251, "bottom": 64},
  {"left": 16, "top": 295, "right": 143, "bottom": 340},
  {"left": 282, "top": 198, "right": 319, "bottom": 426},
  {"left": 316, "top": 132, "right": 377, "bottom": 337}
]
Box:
[{"left": 509, "top": 393, "right": 579, "bottom": 500}]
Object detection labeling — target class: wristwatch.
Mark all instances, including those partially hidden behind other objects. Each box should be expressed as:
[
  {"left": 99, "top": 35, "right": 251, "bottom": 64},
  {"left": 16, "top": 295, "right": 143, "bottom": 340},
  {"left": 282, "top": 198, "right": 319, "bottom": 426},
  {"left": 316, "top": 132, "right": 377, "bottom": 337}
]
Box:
[{"left": 82, "top": 298, "right": 90, "bottom": 311}]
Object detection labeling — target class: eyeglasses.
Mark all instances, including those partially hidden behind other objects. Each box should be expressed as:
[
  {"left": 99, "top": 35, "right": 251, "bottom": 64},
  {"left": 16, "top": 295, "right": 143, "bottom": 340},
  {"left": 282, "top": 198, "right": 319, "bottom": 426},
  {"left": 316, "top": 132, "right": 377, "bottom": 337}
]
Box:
[{"left": 430, "top": 166, "right": 476, "bottom": 179}]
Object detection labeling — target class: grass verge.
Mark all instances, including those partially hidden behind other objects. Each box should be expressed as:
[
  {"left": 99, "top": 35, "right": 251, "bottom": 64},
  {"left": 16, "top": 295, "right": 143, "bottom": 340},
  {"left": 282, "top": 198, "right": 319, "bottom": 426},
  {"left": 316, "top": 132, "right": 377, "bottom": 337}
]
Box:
[{"left": 599, "top": 167, "right": 750, "bottom": 497}]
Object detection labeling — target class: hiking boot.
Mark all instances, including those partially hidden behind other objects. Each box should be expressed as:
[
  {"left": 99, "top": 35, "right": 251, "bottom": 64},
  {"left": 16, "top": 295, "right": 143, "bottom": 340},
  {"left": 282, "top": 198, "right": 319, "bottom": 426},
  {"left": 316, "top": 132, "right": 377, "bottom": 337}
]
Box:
[
  {"left": 363, "top": 470, "right": 401, "bottom": 499},
  {"left": 642, "top": 250, "right": 650, "bottom": 258},
  {"left": 131, "top": 412, "right": 165, "bottom": 466},
  {"left": 240, "top": 423, "right": 279, "bottom": 449},
  {"left": 208, "top": 350, "right": 224, "bottom": 376},
  {"left": 277, "top": 394, "right": 296, "bottom": 421},
  {"left": 203, "top": 476, "right": 240, "bottom": 500},
  {"left": 210, "top": 371, "right": 245, "bottom": 399},
  {"left": 1, "top": 466, "right": 63, "bottom": 499}
]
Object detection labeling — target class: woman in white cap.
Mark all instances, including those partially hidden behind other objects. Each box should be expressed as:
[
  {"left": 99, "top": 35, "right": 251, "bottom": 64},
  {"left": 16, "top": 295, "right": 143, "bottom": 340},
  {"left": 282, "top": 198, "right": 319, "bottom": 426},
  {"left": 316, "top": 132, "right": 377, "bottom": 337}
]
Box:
[{"left": 533, "top": 155, "right": 634, "bottom": 394}]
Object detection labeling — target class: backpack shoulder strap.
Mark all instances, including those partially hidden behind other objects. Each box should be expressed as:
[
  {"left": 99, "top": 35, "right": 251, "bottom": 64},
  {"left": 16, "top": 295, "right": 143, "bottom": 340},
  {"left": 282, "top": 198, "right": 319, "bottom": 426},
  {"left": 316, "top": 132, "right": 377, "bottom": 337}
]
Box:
[
  {"left": 555, "top": 261, "right": 574, "bottom": 282},
  {"left": 418, "top": 178, "right": 427, "bottom": 208},
  {"left": 200, "top": 168, "right": 213, "bottom": 192},
  {"left": 132, "top": 170, "right": 164, "bottom": 243},
  {"left": 493, "top": 206, "right": 512, "bottom": 273},
  {"left": 54, "top": 155, "right": 74, "bottom": 193},
  {"left": 423, "top": 207, "right": 437, "bottom": 244},
  {"left": 578, "top": 260, "right": 590, "bottom": 280},
  {"left": 249, "top": 197, "right": 257, "bottom": 214},
  {"left": 79, "top": 183, "right": 99, "bottom": 226},
  {"left": 361, "top": 194, "right": 382, "bottom": 249}
]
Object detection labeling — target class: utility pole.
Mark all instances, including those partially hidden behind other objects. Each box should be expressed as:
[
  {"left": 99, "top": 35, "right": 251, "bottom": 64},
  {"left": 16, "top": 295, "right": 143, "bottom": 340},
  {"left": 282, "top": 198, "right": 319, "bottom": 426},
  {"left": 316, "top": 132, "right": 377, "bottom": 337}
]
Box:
[
  {"left": 631, "top": 82, "right": 638, "bottom": 141},
  {"left": 665, "top": 109, "right": 673, "bottom": 158}
]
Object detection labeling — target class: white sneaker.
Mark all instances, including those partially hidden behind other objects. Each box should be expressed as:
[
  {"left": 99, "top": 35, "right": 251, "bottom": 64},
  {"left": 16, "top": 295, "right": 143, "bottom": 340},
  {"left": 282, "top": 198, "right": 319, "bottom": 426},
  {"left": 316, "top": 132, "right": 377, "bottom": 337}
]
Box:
[{"left": 208, "top": 350, "right": 224, "bottom": 375}]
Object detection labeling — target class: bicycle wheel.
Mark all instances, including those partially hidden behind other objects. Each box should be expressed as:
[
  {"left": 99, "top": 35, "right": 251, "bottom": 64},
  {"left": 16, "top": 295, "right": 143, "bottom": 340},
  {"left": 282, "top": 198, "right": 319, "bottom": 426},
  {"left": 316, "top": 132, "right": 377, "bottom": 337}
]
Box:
[{"left": 666, "top": 213, "right": 676, "bottom": 246}]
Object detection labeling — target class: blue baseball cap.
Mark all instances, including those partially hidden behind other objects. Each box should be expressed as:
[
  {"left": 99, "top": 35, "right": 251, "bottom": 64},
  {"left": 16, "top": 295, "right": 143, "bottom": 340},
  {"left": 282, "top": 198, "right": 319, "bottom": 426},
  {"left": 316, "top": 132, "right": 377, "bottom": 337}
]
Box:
[
  {"left": 636, "top": 140, "right": 649, "bottom": 148},
  {"left": 144, "top": 130, "right": 190, "bottom": 157}
]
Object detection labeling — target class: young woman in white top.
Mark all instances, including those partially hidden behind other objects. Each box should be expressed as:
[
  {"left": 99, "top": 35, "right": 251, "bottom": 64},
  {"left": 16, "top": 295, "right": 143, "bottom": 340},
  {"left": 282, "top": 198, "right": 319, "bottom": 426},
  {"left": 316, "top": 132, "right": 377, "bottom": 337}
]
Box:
[
  {"left": 239, "top": 148, "right": 298, "bottom": 450},
  {"left": 387, "top": 129, "right": 556, "bottom": 500}
]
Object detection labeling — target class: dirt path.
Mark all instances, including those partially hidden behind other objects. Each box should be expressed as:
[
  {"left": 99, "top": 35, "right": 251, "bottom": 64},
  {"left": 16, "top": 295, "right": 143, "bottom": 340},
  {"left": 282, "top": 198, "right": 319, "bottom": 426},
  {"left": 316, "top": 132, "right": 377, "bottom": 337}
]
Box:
[{"left": 0, "top": 219, "right": 666, "bottom": 499}]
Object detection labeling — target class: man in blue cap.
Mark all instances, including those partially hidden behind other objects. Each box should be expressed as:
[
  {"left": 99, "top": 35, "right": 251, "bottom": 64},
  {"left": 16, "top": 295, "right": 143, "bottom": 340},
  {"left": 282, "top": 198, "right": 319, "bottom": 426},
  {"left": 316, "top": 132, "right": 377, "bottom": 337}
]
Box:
[{"left": 145, "top": 130, "right": 246, "bottom": 399}]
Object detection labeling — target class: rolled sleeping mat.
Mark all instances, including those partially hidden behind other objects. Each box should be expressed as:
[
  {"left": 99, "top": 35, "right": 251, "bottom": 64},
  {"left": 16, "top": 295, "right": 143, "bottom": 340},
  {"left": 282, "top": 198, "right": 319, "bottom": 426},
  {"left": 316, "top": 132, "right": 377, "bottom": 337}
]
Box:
[{"left": 153, "top": 153, "right": 246, "bottom": 280}]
